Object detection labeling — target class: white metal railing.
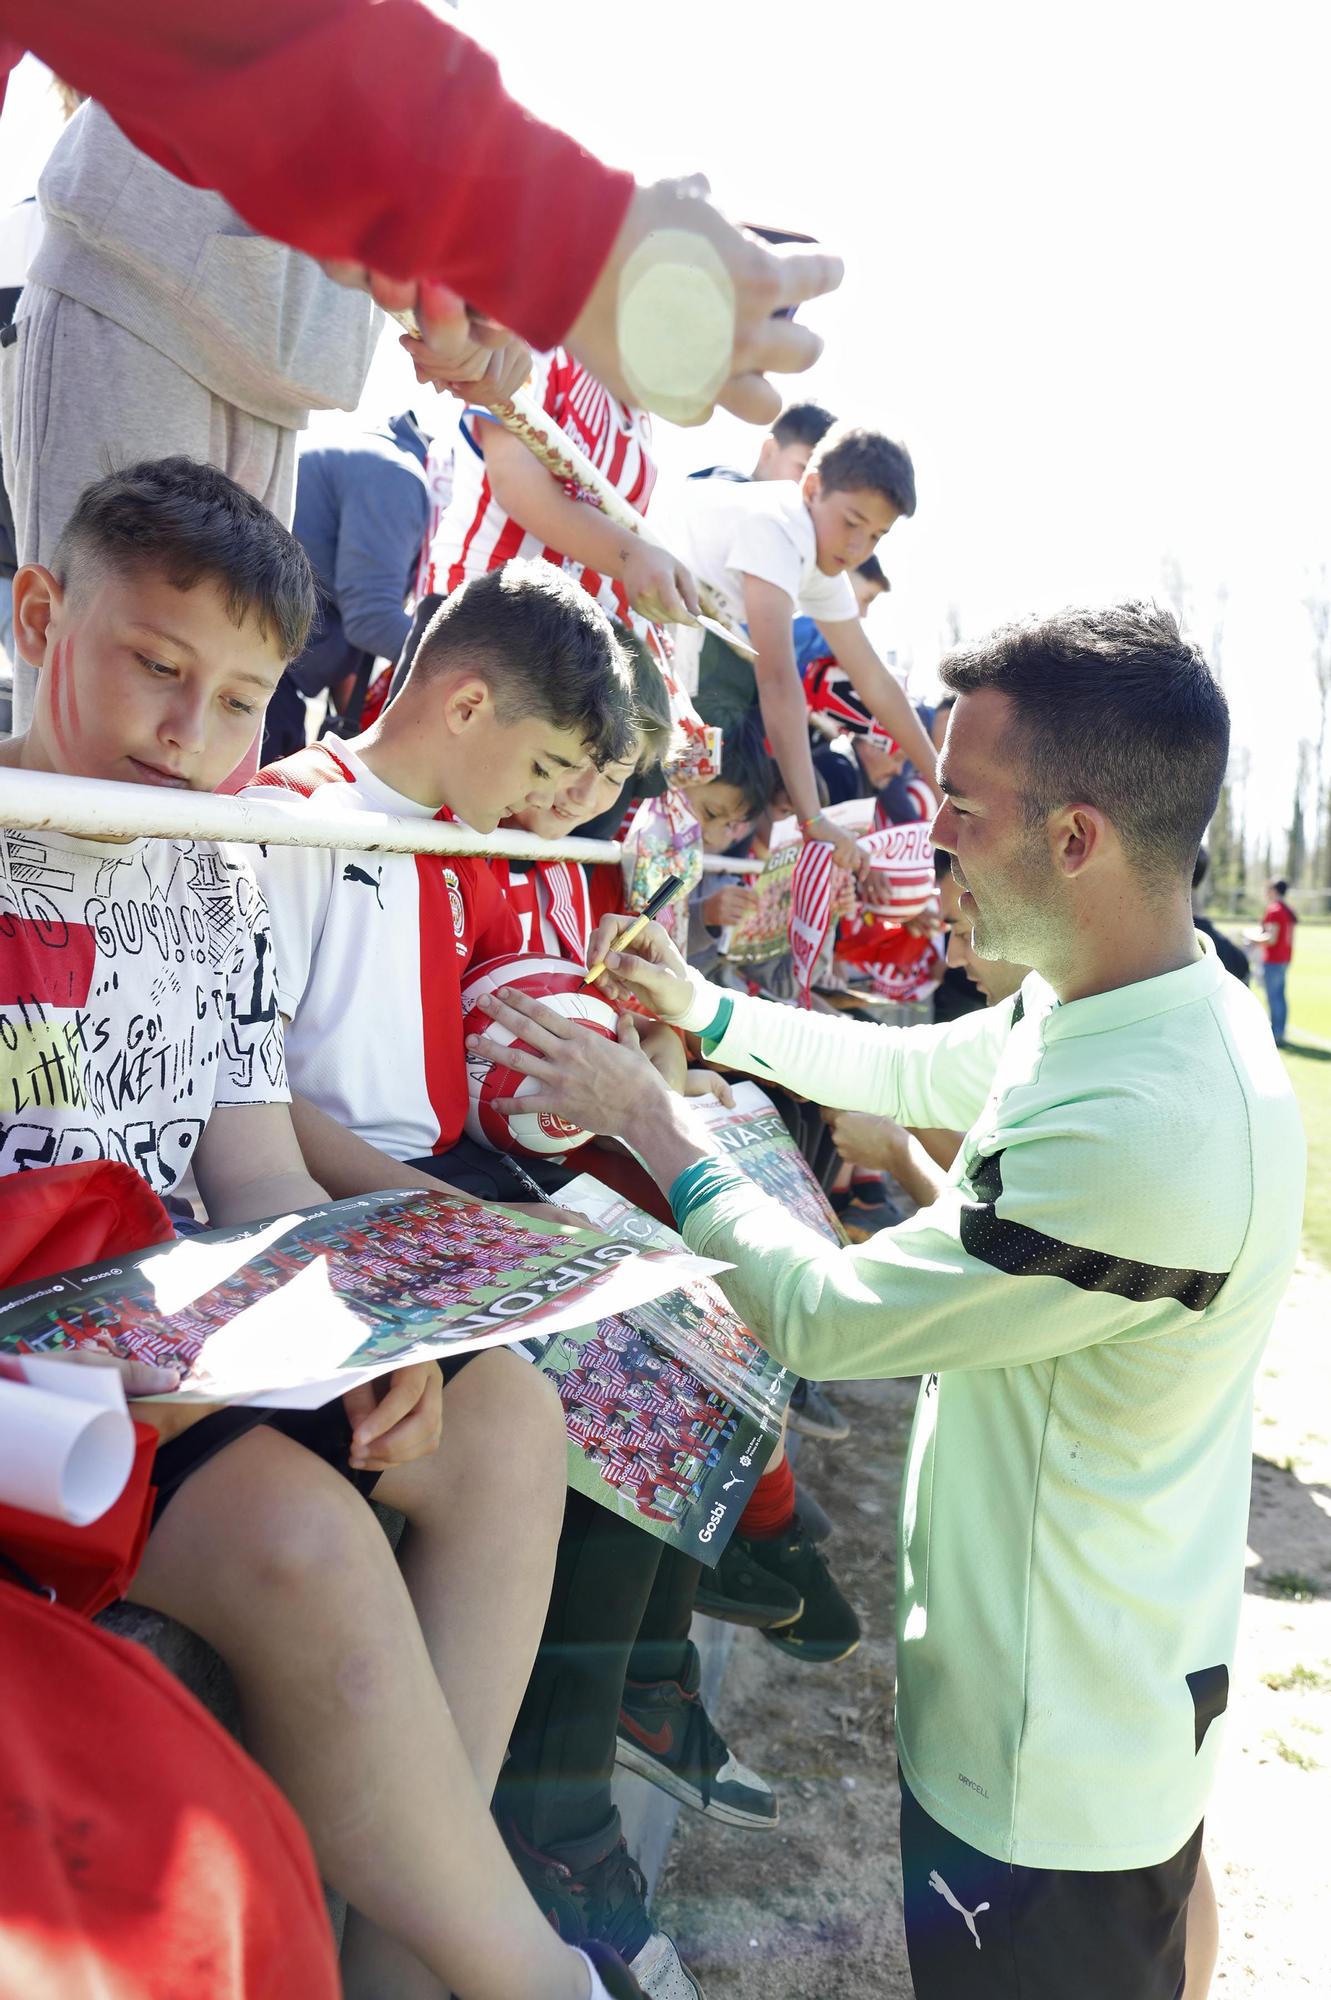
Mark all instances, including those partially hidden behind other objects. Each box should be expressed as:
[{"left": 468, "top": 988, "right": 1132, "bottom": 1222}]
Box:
[
  {"left": 0, "top": 765, "right": 765, "bottom": 874},
  {"left": 0, "top": 765, "right": 620, "bottom": 864}
]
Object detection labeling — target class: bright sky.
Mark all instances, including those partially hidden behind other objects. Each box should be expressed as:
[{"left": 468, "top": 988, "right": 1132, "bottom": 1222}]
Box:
[{"left": 3, "top": 2, "right": 1328, "bottom": 844}]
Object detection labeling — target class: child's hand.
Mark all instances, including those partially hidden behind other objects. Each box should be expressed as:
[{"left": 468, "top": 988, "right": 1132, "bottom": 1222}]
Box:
[
  {"left": 805, "top": 814, "right": 873, "bottom": 890},
  {"left": 703, "top": 885, "right": 756, "bottom": 929},
  {"left": 621, "top": 541, "right": 700, "bottom": 626},
  {"left": 683, "top": 1070, "right": 735, "bottom": 1109},
  {"left": 344, "top": 1361, "right": 444, "bottom": 1473},
  {"left": 824, "top": 1107, "right": 907, "bottom": 1173}
]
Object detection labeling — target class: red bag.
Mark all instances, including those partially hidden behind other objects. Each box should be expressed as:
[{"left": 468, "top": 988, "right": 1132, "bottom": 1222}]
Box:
[
  {"left": 0, "top": 1162, "right": 175, "bottom": 1615},
  {"left": 0, "top": 1585, "right": 339, "bottom": 1997}
]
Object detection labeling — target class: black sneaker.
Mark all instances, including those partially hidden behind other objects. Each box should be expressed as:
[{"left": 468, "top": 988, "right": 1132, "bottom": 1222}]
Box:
[
  {"left": 502, "top": 1819, "right": 704, "bottom": 1999},
  {"left": 693, "top": 1534, "right": 803, "bottom": 1629},
  {"left": 786, "top": 1377, "right": 851, "bottom": 1442},
  {"left": 750, "top": 1515, "right": 861, "bottom": 1664},
  {"left": 616, "top": 1642, "right": 778, "bottom": 1829}
]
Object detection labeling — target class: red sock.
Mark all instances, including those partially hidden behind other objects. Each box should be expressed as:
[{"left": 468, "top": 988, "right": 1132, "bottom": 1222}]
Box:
[{"left": 739, "top": 1456, "right": 796, "bottom": 1541}]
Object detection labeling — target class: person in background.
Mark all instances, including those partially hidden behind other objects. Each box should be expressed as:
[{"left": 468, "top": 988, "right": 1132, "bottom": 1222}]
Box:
[
  {"left": 267, "top": 410, "right": 434, "bottom": 760},
  {"left": 1191, "top": 846, "right": 1249, "bottom": 984},
  {"left": 1247, "top": 877, "right": 1297, "bottom": 1044},
  {"left": 690, "top": 398, "right": 836, "bottom": 486}
]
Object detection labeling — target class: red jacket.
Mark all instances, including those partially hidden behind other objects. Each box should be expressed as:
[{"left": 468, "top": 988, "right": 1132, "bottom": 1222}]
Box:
[{"left": 0, "top": 0, "right": 632, "bottom": 351}]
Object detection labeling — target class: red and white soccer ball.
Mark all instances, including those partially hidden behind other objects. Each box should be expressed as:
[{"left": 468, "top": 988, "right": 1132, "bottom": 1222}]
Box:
[{"left": 462, "top": 954, "right": 619, "bottom": 1156}]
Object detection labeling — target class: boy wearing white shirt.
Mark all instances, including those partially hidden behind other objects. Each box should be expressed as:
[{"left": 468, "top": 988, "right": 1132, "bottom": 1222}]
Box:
[{"left": 667, "top": 425, "right": 935, "bottom": 879}]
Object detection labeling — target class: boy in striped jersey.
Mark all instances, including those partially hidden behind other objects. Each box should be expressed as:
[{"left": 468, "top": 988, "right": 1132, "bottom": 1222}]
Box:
[{"left": 413, "top": 347, "right": 698, "bottom": 653}]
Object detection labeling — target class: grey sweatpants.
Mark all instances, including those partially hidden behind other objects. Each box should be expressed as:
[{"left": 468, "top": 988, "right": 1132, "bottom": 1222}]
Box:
[{"left": 1, "top": 284, "right": 298, "bottom": 732}]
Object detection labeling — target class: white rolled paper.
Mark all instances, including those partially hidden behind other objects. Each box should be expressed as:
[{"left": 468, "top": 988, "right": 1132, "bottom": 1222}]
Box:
[{"left": 0, "top": 1367, "right": 136, "bottom": 1527}]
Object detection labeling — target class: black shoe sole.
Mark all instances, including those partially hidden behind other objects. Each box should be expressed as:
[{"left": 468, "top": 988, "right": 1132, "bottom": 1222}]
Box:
[
  {"left": 613, "top": 1735, "right": 780, "bottom": 1828},
  {"left": 760, "top": 1628, "right": 862, "bottom": 1664},
  {"left": 692, "top": 1590, "right": 804, "bottom": 1631}
]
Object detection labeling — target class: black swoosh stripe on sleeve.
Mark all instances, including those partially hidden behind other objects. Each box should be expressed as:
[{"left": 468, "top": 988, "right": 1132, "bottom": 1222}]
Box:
[{"left": 959, "top": 1149, "right": 1228, "bottom": 1312}]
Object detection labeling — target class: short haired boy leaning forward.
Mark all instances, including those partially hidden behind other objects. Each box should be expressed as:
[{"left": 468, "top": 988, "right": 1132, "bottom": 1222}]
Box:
[{"left": 0, "top": 460, "right": 644, "bottom": 2000}]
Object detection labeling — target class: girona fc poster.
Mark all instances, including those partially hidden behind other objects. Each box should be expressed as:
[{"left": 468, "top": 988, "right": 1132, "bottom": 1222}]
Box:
[{"left": 0, "top": 1189, "right": 721, "bottom": 1411}]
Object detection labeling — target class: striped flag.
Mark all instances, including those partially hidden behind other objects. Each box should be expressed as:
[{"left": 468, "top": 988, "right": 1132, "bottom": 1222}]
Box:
[{"left": 790, "top": 839, "right": 839, "bottom": 1007}]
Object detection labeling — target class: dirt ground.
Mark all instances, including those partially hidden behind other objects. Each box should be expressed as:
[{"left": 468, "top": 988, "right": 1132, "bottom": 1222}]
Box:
[{"left": 658, "top": 1260, "right": 1331, "bottom": 1998}]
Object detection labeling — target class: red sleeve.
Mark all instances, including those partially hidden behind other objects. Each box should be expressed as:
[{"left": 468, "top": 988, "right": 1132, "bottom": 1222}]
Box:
[
  {"left": 466, "top": 856, "right": 523, "bottom": 963},
  {"left": 7, "top": 0, "right": 633, "bottom": 350},
  {"left": 587, "top": 861, "right": 628, "bottom": 931}
]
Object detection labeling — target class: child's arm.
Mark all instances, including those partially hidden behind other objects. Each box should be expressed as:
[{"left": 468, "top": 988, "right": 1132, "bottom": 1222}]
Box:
[
  {"left": 743, "top": 575, "right": 866, "bottom": 882},
  {"left": 191, "top": 1101, "right": 331, "bottom": 1227},
  {"left": 817, "top": 615, "right": 938, "bottom": 781},
  {"left": 287, "top": 1090, "right": 578, "bottom": 1228},
  {"left": 479, "top": 421, "right": 698, "bottom": 624},
  {"left": 286, "top": 1091, "right": 477, "bottom": 1204}
]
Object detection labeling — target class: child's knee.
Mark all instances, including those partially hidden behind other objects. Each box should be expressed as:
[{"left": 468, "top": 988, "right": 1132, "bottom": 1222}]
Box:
[{"left": 451, "top": 1348, "right": 566, "bottom": 1455}]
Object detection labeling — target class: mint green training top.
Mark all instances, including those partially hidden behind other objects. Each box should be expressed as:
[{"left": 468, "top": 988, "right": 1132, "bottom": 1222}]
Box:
[{"left": 669, "top": 940, "right": 1304, "bottom": 1869}]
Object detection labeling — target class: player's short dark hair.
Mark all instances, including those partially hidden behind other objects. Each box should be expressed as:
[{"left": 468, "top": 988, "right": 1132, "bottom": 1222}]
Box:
[
  {"left": 54, "top": 455, "right": 316, "bottom": 659},
  {"left": 771, "top": 401, "right": 836, "bottom": 451},
  {"left": 412, "top": 558, "right": 635, "bottom": 767},
  {"left": 856, "top": 554, "right": 889, "bottom": 592},
  {"left": 940, "top": 602, "right": 1230, "bottom": 884},
  {"left": 718, "top": 712, "right": 775, "bottom": 820},
  {"left": 1272, "top": 878, "right": 1289, "bottom": 897}
]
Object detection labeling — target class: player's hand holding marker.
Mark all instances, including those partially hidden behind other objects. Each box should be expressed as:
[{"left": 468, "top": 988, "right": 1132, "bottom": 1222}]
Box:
[{"left": 469, "top": 891, "right": 694, "bottom": 1142}]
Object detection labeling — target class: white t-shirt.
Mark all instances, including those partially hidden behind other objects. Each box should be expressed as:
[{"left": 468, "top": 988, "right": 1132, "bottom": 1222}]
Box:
[
  {"left": 0, "top": 829, "right": 287, "bottom": 1194},
  {"left": 659, "top": 477, "right": 858, "bottom": 691},
  {"left": 244, "top": 745, "right": 520, "bottom": 1163}
]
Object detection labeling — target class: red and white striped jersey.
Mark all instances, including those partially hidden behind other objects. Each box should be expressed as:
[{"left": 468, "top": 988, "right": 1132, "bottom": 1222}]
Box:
[
  {"left": 488, "top": 856, "right": 591, "bottom": 962},
  {"left": 243, "top": 745, "right": 521, "bottom": 1162},
  {"left": 422, "top": 347, "right": 656, "bottom": 628}
]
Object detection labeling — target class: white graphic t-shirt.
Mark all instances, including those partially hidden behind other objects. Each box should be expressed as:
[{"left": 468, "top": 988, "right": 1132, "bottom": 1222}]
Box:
[{"left": 0, "top": 829, "right": 287, "bottom": 1194}]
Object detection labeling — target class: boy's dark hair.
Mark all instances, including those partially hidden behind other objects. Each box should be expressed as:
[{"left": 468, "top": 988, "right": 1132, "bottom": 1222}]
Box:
[
  {"left": 940, "top": 602, "right": 1230, "bottom": 884},
  {"left": 810, "top": 425, "right": 916, "bottom": 518},
  {"left": 54, "top": 456, "right": 316, "bottom": 659},
  {"left": 613, "top": 626, "right": 675, "bottom": 774},
  {"left": 1272, "top": 878, "right": 1289, "bottom": 898},
  {"left": 856, "top": 554, "right": 889, "bottom": 591},
  {"left": 411, "top": 558, "right": 634, "bottom": 767},
  {"left": 772, "top": 401, "right": 836, "bottom": 451},
  {"left": 718, "top": 713, "right": 775, "bottom": 820}
]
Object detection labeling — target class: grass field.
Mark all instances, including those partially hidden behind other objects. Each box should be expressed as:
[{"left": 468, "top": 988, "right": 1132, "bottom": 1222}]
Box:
[{"left": 1247, "top": 921, "right": 1331, "bottom": 1267}]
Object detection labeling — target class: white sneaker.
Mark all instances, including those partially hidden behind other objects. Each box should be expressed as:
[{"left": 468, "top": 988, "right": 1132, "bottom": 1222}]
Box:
[{"left": 629, "top": 1929, "right": 706, "bottom": 2000}]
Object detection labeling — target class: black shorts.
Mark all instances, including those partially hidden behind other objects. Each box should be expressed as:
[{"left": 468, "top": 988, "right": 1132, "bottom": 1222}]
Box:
[
  {"left": 899, "top": 1772, "right": 1201, "bottom": 2000},
  {"left": 150, "top": 1353, "right": 480, "bottom": 1524}
]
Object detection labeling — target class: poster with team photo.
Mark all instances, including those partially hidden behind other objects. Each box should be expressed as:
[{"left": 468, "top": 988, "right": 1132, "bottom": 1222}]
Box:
[
  {"left": 0, "top": 1189, "right": 724, "bottom": 1410},
  {"left": 541, "top": 1175, "right": 793, "bottom": 1562},
  {"left": 688, "top": 1082, "right": 850, "bottom": 1246},
  {"left": 538, "top": 1311, "right": 778, "bottom": 1565}
]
